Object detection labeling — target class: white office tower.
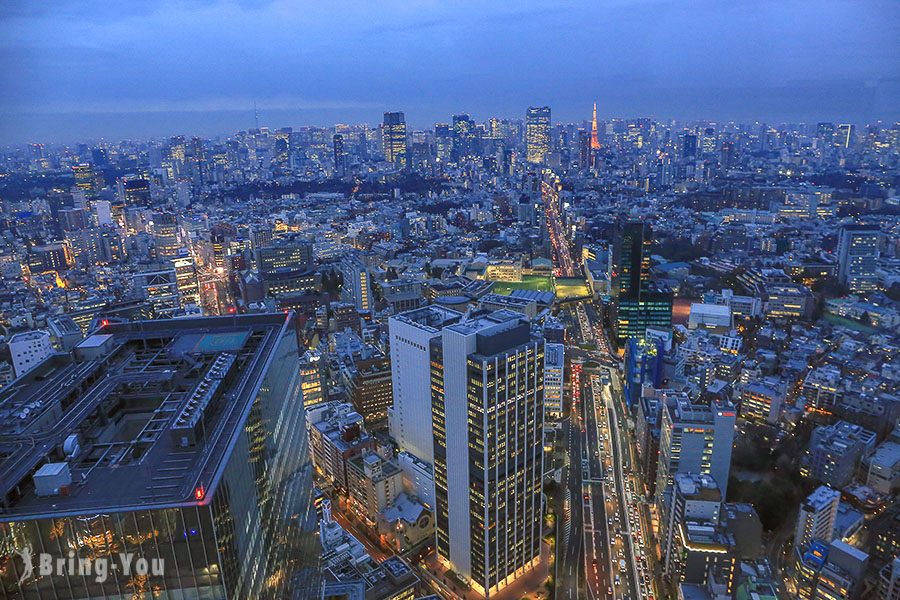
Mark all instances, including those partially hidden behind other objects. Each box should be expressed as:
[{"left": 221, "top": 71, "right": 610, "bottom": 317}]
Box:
[
  {"left": 795, "top": 485, "right": 840, "bottom": 551},
  {"left": 837, "top": 224, "right": 881, "bottom": 293},
  {"left": 388, "top": 306, "right": 462, "bottom": 463},
  {"left": 543, "top": 343, "right": 565, "bottom": 421},
  {"left": 432, "top": 310, "right": 545, "bottom": 598}
]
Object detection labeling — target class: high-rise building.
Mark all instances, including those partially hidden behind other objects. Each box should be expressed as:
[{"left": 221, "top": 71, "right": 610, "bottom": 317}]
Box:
[
  {"left": 662, "top": 473, "right": 723, "bottom": 579},
  {"left": 332, "top": 133, "right": 345, "bottom": 175},
  {"left": 341, "top": 254, "right": 373, "bottom": 312},
  {"left": 0, "top": 314, "right": 320, "bottom": 599},
  {"left": 434, "top": 123, "right": 452, "bottom": 162},
  {"left": 299, "top": 348, "right": 325, "bottom": 406},
  {"left": 655, "top": 397, "right": 736, "bottom": 508},
  {"left": 837, "top": 224, "right": 881, "bottom": 293},
  {"left": 72, "top": 163, "right": 97, "bottom": 196},
  {"left": 122, "top": 176, "right": 151, "bottom": 207},
  {"left": 836, "top": 123, "right": 854, "bottom": 148},
  {"left": 795, "top": 485, "right": 841, "bottom": 551},
  {"left": 525, "top": 106, "right": 551, "bottom": 165},
  {"left": 451, "top": 114, "right": 477, "bottom": 162},
  {"left": 382, "top": 111, "right": 408, "bottom": 169},
  {"left": 388, "top": 306, "right": 463, "bottom": 465},
  {"left": 151, "top": 212, "right": 181, "bottom": 257},
  {"left": 544, "top": 342, "right": 565, "bottom": 421},
  {"left": 171, "top": 254, "right": 201, "bottom": 306},
  {"left": 611, "top": 221, "right": 673, "bottom": 348},
  {"left": 432, "top": 311, "right": 545, "bottom": 598}
]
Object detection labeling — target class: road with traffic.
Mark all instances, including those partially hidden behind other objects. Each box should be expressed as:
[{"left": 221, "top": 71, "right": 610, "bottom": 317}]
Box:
[{"left": 544, "top": 173, "right": 658, "bottom": 600}]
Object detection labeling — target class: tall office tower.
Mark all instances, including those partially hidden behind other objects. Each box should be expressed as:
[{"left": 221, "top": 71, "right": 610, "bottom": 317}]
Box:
[
  {"left": 837, "top": 224, "right": 881, "bottom": 293},
  {"left": 610, "top": 220, "right": 673, "bottom": 349},
  {"left": 525, "top": 106, "right": 551, "bottom": 165},
  {"left": 171, "top": 254, "right": 201, "bottom": 306},
  {"left": 655, "top": 397, "right": 736, "bottom": 509},
  {"left": 72, "top": 163, "right": 97, "bottom": 196},
  {"left": 795, "top": 486, "right": 841, "bottom": 551},
  {"left": 434, "top": 123, "right": 452, "bottom": 162},
  {"left": 432, "top": 311, "right": 545, "bottom": 599},
  {"left": 0, "top": 314, "right": 320, "bottom": 599},
  {"left": 299, "top": 348, "right": 325, "bottom": 406},
  {"left": 720, "top": 140, "right": 736, "bottom": 169},
  {"left": 382, "top": 111, "right": 408, "bottom": 169},
  {"left": 451, "top": 113, "right": 477, "bottom": 162},
  {"left": 578, "top": 130, "right": 592, "bottom": 168},
  {"left": 122, "top": 176, "right": 151, "bottom": 206},
  {"left": 836, "top": 123, "right": 854, "bottom": 148},
  {"left": 388, "top": 306, "right": 463, "bottom": 464},
  {"left": 332, "top": 133, "right": 345, "bottom": 175},
  {"left": 151, "top": 212, "right": 181, "bottom": 257},
  {"left": 682, "top": 132, "right": 698, "bottom": 159},
  {"left": 341, "top": 253, "right": 373, "bottom": 311}
]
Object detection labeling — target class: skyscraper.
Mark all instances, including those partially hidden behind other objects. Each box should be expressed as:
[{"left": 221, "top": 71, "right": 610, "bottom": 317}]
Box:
[
  {"left": 525, "top": 106, "right": 551, "bottom": 165},
  {"left": 72, "top": 163, "right": 97, "bottom": 196},
  {"left": 0, "top": 314, "right": 320, "bottom": 599},
  {"left": 655, "top": 396, "right": 736, "bottom": 508},
  {"left": 432, "top": 310, "right": 545, "bottom": 598},
  {"left": 382, "top": 111, "right": 408, "bottom": 169},
  {"left": 451, "top": 113, "right": 477, "bottom": 162},
  {"left": 837, "top": 224, "right": 881, "bottom": 293},
  {"left": 836, "top": 123, "right": 854, "bottom": 148},
  {"left": 151, "top": 212, "right": 181, "bottom": 257},
  {"left": 611, "top": 220, "right": 673, "bottom": 348},
  {"left": 341, "top": 253, "right": 373, "bottom": 311},
  {"left": 434, "top": 123, "right": 452, "bottom": 162},
  {"left": 332, "top": 133, "right": 345, "bottom": 175}
]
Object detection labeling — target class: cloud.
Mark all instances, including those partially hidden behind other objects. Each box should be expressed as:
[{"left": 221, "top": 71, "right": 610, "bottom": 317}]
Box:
[{"left": 0, "top": 0, "right": 897, "bottom": 143}]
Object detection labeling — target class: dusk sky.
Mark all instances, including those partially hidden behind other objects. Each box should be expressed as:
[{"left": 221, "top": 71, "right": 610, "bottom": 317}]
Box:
[{"left": 1, "top": 0, "right": 897, "bottom": 144}]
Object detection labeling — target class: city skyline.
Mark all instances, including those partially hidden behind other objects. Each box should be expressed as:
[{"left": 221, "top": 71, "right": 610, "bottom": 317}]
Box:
[
  {"left": 1, "top": 0, "right": 898, "bottom": 143},
  {"left": 0, "top": 3, "right": 898, "bottom": 599}
]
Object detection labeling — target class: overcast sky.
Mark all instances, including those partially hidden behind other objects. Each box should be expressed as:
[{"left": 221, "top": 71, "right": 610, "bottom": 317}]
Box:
[{"left": 1, "top": 0, "right": 897, "bottom": 144}]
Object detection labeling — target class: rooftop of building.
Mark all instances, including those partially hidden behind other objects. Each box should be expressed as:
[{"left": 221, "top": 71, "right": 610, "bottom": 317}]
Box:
[
  {"left": 802, "top": 485, "right": 841, "bottom": 510},
  {"left": 390, "top": 304, "right": 462, "bottom": 332},
  {"left": 675, "top": 473, "right": 722, "bottom": 500},
  {"left": 0, "top": 313, "right": 294, "bottom": 520},
  {"left": 8, "top": 330, "right": 49, "bottom": 343}
]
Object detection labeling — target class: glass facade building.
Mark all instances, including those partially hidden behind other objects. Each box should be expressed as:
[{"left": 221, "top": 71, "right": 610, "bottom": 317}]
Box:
[{"left": 0, "top": 314, "right": 320, "bottom": 599}]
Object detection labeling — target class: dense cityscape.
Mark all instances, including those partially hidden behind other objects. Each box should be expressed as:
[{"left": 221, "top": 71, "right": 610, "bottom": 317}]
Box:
[{"left": 0, "top": 103, "right": 896, "bottom": 600}]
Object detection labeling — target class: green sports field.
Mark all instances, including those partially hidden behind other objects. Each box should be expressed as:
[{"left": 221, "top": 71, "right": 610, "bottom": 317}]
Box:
[
  {"left": 554, "top": 278, "right": 591, "bottom": 298},
  {"left": 490, "top": 275, "right": 591, "bottom": 299},
  {"left": 491, "top": 275, "right": 554, "bottom": 296}
]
